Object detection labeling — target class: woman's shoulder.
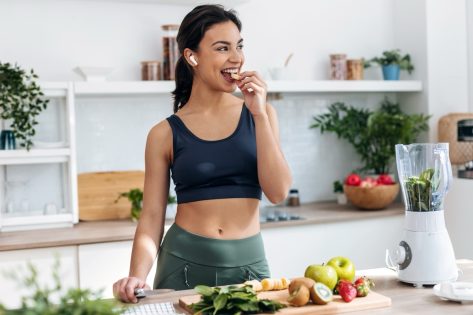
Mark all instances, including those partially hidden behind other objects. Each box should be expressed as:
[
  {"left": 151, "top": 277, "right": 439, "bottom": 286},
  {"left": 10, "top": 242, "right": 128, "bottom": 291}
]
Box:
[{"left": 147, "top": 118, "right": 173, "bottom": 144}]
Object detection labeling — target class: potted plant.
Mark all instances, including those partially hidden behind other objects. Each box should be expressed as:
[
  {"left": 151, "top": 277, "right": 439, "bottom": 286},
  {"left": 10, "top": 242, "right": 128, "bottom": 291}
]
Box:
[
  {"left": 366, "top": 49, "right": 414, "bottom": 80},
  {"left": 333, "top": 180, "right": 347, "bottom": 205},
  {"left": 0, "top": 62, "right": 49, "bottom": 150},
  {"left": 116, "top": 188, "right": 177, "bottom": 221},
  {"left": 310, "top": 98, "right": 430, "bottom": 175}
]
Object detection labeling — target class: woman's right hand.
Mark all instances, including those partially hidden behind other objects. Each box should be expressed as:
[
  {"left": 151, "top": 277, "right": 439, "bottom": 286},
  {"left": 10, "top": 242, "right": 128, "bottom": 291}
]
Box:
[{"left": 113, "top": 276, "right": 150, "bottom": 303}]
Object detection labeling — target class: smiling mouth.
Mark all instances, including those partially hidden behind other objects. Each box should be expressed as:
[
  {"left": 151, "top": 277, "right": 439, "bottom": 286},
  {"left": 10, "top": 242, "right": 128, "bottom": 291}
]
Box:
[{"left": 221, "top": 68, "right": 240, "bottom": 83}]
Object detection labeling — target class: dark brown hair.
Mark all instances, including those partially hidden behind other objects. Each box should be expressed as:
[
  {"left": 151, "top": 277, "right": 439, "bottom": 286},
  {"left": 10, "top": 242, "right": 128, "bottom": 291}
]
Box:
[{"left": 172, "top": 5, "right": 242, "bottom": 113}]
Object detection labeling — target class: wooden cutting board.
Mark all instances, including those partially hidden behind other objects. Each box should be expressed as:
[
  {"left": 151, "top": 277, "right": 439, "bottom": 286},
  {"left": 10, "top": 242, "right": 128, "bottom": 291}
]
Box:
[
  {"left": 78, "top": 171, "right": 144, "bottom": 221},
  {"left": 179, "top": 289, "right": 391, "bottom": 315}
]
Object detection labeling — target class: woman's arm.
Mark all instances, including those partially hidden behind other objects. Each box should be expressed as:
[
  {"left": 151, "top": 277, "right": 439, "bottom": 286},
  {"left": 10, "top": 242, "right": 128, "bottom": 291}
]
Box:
[
  {"left": 113, "top": 120, "right": 172, "bottom": 303},
  {"left": 253, "top": 104, "right": 292, "bottom": 204},
  {"left": 237, "top": 71, "right": 292, "bottom": 204}
]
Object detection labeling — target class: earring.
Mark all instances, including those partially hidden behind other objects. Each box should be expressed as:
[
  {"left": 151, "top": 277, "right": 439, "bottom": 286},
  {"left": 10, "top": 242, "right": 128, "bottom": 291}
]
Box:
[{"left": 189, "top": 55, "right": 198, "bottom": 66}]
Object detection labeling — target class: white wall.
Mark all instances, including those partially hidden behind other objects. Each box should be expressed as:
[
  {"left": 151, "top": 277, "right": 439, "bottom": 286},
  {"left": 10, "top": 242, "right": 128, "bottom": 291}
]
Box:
[
  {"left": 468, "top": 0, "right": 473, "bottom": 112},
  {"left": 1, "top": 0, "right": 398, "bottom": 203}
]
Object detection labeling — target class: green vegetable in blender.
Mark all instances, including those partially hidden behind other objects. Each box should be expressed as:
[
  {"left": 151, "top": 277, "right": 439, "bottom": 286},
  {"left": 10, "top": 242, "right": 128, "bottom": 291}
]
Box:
[{"left": 404, "top": 168, "right": 441, "bottom": 211}]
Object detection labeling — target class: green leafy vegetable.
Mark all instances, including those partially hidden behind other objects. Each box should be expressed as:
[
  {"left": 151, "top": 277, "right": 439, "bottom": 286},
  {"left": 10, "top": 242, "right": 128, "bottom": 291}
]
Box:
[
  {"left": 190, "top": 285, "right": 285, "bottom": 315},
  {"left": 404, "top": 168, "right": 442, "bottom": 211}
]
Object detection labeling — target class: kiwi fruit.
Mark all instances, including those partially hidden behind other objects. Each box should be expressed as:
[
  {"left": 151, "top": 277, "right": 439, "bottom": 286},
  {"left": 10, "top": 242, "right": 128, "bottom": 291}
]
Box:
[
  {"left": 309, "top": 282, "right": 333, "bottom": 305},
  {"left": 287, "top": 284, "right": 310, "bottom": 307},
  {"left": 288, "top": 277, "right": 315, "bottom": 294}
]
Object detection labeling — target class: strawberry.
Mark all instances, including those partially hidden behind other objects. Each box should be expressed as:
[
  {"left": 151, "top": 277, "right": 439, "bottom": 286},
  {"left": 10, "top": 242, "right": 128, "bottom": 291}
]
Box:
[
  {"left": 354, "top": 277, "right": 375, "bottom": 297},
  {"left": 338, "top": 281, "right": 357, "bottom": 303},
  {"left": 376, "top": 174, "right": 395, "bottom": 185},
  {"left": 345, "top": 174, "right": 361, "bottom": 186}
]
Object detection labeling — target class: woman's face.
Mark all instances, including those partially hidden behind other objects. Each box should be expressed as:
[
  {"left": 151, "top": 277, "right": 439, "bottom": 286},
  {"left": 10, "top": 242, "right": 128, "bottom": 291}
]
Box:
[{"left": 193, "top": 21, "right": 244, "bottom": 93}]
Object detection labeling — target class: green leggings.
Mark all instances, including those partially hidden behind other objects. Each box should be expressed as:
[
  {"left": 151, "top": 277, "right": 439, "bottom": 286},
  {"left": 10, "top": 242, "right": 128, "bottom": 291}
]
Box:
[{"left": 153, "top": 223, "right": 270, "bottom": 290}]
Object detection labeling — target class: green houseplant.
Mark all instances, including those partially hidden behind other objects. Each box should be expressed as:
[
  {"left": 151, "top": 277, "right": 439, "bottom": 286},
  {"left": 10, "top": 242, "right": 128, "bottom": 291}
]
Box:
[
  {"left": 366, "top": 49, "right": 414, "bottom": 80},
  {"left": 116, "top": 188, "right": 177, "bottom": 221},
  {"left": 0, "top": 258, "right": 123, "bottom": 315},
  {"left": 310, "top": 98, "right": 430, "bottom": 174},
  {"left": 0, "top": 62, "right": 49, "bottom": 150}
]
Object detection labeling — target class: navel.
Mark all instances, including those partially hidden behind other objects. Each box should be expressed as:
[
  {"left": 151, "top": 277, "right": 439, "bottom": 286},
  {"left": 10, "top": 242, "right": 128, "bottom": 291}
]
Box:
[{"left": 218, "top": 228, "right": 223, "bottom": 235}]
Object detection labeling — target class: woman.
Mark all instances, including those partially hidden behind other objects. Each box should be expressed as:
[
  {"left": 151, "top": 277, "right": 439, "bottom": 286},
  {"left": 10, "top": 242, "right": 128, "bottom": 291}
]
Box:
[{"left": 113, "top": 4, "right": 292, "bottom": 303}]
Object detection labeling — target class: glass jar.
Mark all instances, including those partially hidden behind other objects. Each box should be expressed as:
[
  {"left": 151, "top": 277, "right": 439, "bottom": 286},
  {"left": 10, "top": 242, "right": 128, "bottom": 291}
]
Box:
[
  {"left": 162, "top": 24, "right": 180, "bottom": 80},
  {"left": 347, "top": 59, "right": 364, "bottom": 80},
  {"left": 287, "top": 189, "right": 300, "bottom": 207},
  {"left": 141, "top": 61, "right": 161, "bottom": 81},
  {"left": 330, "top": 54, "right": 347, "bottom": 80}
]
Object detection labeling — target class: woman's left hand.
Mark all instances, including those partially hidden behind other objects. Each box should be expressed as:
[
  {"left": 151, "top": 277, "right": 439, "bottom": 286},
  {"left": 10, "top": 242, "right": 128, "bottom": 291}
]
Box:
[{"left": 236, "top": 71, "right": 267, "bottom": 116}]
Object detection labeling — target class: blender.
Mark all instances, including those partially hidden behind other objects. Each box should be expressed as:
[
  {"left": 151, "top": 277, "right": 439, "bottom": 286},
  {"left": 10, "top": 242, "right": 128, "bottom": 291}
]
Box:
[{"left": 386, "top": 143, "right": 458, "bottom": 287}]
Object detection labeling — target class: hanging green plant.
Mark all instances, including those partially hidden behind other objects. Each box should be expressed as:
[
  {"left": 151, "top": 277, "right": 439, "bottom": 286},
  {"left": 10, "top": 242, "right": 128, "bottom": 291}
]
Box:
[{"left": 0, "top": 62, "right": 49, "bottom": 150}]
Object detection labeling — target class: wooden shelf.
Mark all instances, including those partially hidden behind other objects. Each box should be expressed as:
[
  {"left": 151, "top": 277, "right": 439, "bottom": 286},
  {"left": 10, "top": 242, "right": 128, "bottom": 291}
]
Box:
[
  {"left": 0, "top": 149, "right": 71, "bottom": 165},
  {"left": 68, "top": 80, "right": 422, "bottom": 96}
]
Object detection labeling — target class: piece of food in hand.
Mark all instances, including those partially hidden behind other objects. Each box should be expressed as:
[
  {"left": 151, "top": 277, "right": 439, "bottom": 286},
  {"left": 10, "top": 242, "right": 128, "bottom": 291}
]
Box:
[
  {"left": 309, "top": 282, "right": 333, "bottom": 305},
  {"left": 287, "top": 284, "right": 310, "bottom": 307},
  {"left": 231, "top": 73, "right": 241, "bottom": 80},
  {"left": 244, "top": 279, "right": 263, "bottom": 292},
  {"left": 337, "top": 280, "right": 357, "bottom": 303},
  {"left": 354, "top": 276, "right": 375, "bottom": 297},
  {"left": 288, "top": 277, "right": 315, "bottom": 294}
]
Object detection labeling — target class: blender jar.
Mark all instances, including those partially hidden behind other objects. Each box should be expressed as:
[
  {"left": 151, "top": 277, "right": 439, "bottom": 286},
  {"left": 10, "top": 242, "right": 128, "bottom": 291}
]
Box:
[{"left": 395, "top": 143, "right": 453, "bottom": 212}]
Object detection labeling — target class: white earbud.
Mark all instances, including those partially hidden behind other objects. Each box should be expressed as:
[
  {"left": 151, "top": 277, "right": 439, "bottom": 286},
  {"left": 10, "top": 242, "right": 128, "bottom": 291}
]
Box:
[{"left": 189, "top": 55, "right": 198, "bottom": 66}]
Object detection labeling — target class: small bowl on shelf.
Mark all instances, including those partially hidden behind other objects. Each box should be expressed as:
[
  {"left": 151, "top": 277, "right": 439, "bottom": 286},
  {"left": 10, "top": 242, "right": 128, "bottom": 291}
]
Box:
[{"left": 343, "top": 183, "right": 399, "bottom": 210}]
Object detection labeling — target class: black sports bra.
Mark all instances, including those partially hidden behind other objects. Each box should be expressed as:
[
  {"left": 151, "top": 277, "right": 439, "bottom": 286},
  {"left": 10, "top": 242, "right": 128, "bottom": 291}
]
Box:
[{"left": 166, "top": 104, "right": 262, "bottom": 203}]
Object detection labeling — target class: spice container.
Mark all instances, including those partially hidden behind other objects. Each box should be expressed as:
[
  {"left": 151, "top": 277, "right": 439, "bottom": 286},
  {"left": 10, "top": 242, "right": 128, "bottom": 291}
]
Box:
[
  {"left": 330, "top": 54, "right": 347, "bottom": 80},
  {"left": 287, "top": 189, "right": 300, "bottom": 207},
  {"left": 141, "top": 61, "right": 161, "bottom": 81},
  {"left": 347, "top": 59, "right": 364, "bottom": 80},
  {"left": 162, "top": 24, "right": 180, "bottom": 80}
]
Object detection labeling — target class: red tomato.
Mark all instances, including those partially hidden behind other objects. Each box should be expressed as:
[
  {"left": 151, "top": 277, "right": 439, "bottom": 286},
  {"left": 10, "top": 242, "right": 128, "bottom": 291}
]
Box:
[
  {"left": 345, "top": 174, "right": 361, "bottom": 186},
  {"left": 376, "top": 174, "right": 395, "bottom": 185}
]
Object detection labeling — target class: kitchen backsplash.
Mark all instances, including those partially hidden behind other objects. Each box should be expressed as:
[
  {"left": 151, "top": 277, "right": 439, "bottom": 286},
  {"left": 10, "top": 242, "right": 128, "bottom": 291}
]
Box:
[{"left": 74, "top": 93, "right": 390, "bottom": 204}]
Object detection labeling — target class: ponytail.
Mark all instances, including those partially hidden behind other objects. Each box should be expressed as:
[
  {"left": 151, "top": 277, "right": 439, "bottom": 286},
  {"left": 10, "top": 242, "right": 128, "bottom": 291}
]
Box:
[{"left": 172, "top": 57, "right": 193, "bottom": 113}]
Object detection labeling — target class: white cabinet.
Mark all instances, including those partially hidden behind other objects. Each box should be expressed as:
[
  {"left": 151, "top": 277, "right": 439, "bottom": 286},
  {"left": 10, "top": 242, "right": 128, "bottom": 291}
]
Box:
[
  {"left": 262, "top": 215, "right": 404, "bottom": 279},
  {"left": 78, "top": 241, "right": 157, "bottom": 298},
  {"left": 445, "top": 177, "right": 473, "bottom": 260},
  {"left": 0, "top": 83, "right": 78, "bottom": 231},
  {"left": 0, "top": 246, "right": 78, "bottom": 310}
]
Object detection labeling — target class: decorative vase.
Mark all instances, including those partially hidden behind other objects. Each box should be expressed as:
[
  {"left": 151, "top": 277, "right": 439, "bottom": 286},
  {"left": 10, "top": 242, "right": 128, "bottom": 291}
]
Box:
[
  {"left": 382, "top": 64, "right": 400, "bottom": 80},
  {"left": 336, "top": 193, "right": 347, "bottom": 205}
]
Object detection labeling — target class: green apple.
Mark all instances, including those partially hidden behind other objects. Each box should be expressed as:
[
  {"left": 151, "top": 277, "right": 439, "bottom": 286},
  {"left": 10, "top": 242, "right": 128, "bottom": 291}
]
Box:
[
  {"left": 327, "top": 256, "right": 355, "bottom": 282},
  {"left": 304, "top": 264, "right": 338, "bottom": 291}
]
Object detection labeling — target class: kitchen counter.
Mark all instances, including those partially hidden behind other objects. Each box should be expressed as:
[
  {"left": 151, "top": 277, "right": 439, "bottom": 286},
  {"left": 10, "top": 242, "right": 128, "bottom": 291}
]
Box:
[
  {"left": 132, "top": 259, "right": 473, "bottom": 314},
  {"left": 0, "top": 201, "right": 403, "bottom": 251}
]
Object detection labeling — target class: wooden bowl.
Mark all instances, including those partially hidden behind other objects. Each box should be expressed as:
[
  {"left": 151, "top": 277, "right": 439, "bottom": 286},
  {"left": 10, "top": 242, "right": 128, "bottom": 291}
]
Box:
[{"left": 343, "top": 184, "right": 400, "bottom": 210}]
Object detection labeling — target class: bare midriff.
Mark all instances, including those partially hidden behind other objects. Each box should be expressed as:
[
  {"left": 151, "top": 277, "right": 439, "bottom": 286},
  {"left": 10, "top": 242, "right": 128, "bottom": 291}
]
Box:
[{"left": 174, "top": 198, "right": 260, "bottom": 239}]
